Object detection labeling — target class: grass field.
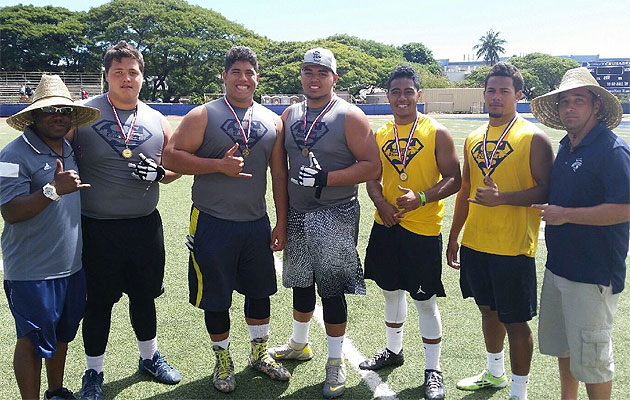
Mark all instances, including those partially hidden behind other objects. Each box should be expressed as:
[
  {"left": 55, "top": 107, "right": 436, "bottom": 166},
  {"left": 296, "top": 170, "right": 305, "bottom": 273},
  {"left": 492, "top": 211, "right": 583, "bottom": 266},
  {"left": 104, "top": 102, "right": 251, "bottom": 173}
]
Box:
[{"left": 0, "top": 115, "right": 628, "bottom": 399}]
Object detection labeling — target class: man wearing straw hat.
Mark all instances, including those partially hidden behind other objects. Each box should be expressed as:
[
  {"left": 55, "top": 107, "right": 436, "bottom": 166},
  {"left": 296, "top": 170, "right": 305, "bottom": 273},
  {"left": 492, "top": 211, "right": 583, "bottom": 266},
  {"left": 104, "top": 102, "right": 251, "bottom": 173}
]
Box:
[
  {"left": 531, "top": 67, "right": 630, "bottom": 400},
  {"left": 70, "top": 41, "right": 181, "bottom": 400},
  {"left": 1, "top": 74, "right": 100, "bottom": 400}
]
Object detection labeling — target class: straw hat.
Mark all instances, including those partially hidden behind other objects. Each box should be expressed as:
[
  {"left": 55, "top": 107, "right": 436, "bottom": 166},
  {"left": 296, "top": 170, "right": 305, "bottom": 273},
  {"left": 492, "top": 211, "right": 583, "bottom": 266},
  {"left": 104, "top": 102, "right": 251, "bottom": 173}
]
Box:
[
  {"left": 7, "top": 75, "right": 101, "bottom": 131},
  {"left": 531, "top": 67, "right": 622, "bottom": 130}
]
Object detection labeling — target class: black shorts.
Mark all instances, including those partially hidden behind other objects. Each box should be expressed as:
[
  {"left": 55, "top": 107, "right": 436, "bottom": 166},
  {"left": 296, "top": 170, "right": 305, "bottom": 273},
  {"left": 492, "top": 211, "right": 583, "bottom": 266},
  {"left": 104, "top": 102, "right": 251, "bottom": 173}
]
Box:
[
  {"left": 81, "top": 210, "right": 165, "bottom": 306},
  {"left": 188, "top": 207, "right": 277, "bottom": 312},
  {"left": 364, "top": 222, "right": 446, "bottom": 301},
  {"left": 460, "top": 246, "right": 537, "bottom": 323}
]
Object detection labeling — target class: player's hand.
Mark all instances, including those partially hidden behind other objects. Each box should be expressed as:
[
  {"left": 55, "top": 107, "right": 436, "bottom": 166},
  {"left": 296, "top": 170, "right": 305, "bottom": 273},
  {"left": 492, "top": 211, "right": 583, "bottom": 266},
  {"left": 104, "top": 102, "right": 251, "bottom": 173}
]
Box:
[
  {"left": 291, "top": 152, "right": 327, "bottom": 188},
  {"left": 394, "top": 185, "right": 421, "bottom": 217},
  {"left": 468, "top": 175, "right": 502, "bottom": 207},
  {"left": 374, "top": 199, "right": 400, "bottom": 227},
  {"left": 270, "top": 222, "right": 287, "bottom": 251},
  {"left": 220, "top": 143, "right": 252, "bottom": 178},
  {"left": 128, "top": 153, "right": 166, "bottom": 182},
  {"left": 51, "top": 159, "right": 91, "bottom": 195},
  {"left": 446, "top": 237, "right": 461, "bottom": 270},
  {"left": 532, "top": 203, "right": 567, "bottom": 225}
]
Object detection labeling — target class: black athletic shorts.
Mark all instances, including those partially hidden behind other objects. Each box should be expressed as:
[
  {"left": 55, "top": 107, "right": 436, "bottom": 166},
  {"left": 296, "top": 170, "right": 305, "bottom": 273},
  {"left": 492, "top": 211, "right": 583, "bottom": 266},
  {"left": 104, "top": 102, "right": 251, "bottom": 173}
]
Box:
[
  {"left": 81, "top": 209, "right": 165, "bottom": 306},
  {"left": 364, "top": 222, "right": 446, "bottom": 301},
  {"left": 188, "top": 207, "right": 277, "bottom": 312},
  {"left": 460, "top": 246, "right": 537, "bottom": 323}
]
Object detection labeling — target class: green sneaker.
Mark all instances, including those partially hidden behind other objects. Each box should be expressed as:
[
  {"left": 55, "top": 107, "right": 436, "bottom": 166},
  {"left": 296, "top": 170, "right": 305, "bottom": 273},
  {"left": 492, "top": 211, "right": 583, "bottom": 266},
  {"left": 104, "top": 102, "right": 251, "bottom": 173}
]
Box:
[
  {"left": 249, "top": 336, "right": 291, "bottom": 381},
  {"left": 269, "top": 338, "right": 313, "bottom": 361},
  {"left": 323, "top": 358, "right": 346, "bottom": 399},
  {"left": 212, "top": 345, "right": 235, "bottom": 393},
  {"left": 456, "top": 369, "right": 508, "bottom": 391}
]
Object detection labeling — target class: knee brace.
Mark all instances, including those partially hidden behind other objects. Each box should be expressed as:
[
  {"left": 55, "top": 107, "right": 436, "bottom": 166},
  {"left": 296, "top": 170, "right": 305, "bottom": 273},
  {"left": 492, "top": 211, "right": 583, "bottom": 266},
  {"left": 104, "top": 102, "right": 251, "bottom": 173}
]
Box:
[
  {"left": 204, "top": 310, "right": 230, "bottom": 335},
  {"left": 244, "top": 296, "right": 270, "bottom": 320},
  {"left": 383, "top": 289, "right": 407, "bottom": 324},
  {"left": 321, "top": 295, "right": 347, "bottom": 325},
  {"left": 414, "top": 295, "right": 442, "bottom": 340},
  {"left": 293, "top": 284, "right": 316, "bottom": 313}
]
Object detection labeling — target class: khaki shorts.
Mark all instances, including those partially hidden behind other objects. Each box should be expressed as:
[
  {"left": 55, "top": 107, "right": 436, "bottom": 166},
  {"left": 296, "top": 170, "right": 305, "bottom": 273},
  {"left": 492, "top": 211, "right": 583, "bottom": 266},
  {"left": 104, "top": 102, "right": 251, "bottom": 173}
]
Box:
[{"left": 538, "top": 269, "right": 619, "bottom": 383}]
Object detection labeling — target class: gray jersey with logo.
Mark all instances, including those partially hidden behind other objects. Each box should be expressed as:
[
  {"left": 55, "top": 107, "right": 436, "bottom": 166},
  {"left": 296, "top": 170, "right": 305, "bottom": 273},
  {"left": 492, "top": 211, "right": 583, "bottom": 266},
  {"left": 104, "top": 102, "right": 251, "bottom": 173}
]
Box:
[
  {"left": 73, "top": 94, "right": 165, "bottom": 219},
  {"left": 284, "top": 97, "right": 357, "bottom": 212},
  {"left": 192, "top": 98, "right": 278, "bottom": 221}
]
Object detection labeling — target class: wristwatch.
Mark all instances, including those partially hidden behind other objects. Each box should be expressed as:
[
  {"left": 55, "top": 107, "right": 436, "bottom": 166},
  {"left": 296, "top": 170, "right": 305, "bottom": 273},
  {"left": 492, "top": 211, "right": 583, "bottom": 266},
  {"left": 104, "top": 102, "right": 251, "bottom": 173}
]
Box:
[{"left": 42, "top": 183, "right": 60, "bottom": 201}]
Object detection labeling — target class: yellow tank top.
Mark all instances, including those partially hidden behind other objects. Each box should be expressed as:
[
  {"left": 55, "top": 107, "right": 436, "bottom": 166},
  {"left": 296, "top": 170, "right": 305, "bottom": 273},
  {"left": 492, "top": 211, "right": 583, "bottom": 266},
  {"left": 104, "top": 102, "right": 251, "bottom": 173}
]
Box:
[
  {"left": 461, "top": 116, "right": 542, "bottom": 257},
  {"left": 374, "top": 115, "right": 444, "bottom": 236}
]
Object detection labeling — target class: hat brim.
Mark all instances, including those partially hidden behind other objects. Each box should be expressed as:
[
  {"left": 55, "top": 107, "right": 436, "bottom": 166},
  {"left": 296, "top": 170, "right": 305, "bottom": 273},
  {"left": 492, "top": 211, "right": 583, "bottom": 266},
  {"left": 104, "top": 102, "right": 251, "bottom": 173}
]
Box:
[
  {"left": 531, "top": 84, "right": 622, "bottom": 130},
  {"left": 300, "top": 62, "right": 336, "bottom": 74},
  {"left": 6, "top": 96, "right": 101, "bottom": 132}
]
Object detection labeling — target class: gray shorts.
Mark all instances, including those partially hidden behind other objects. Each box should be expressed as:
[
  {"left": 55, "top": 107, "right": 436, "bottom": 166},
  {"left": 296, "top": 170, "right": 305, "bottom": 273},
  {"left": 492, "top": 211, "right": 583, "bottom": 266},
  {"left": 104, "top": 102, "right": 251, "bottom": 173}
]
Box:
[
  {"left": 283, "top": 199, "right": 366, "bottom": 298},
  {"left": 538, "top": 269, "right": 619, "bottom": 383}
]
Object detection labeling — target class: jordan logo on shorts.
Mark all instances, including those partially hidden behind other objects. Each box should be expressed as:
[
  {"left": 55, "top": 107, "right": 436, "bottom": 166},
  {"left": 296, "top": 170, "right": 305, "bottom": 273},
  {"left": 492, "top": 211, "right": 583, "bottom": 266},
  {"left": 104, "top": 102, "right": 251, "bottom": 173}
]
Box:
[
  {"left": 417, "top": 285, "right": 426, "bottom": 295},
  {"left": 471, "top": 140, "right": 513, "bottom": 176}
]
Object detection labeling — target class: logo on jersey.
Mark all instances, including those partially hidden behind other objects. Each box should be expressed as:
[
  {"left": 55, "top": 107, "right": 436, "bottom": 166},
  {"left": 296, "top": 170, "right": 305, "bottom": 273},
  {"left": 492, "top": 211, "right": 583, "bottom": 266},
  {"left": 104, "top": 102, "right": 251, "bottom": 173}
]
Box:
[
  {"left": 289, "top": 120, "right": 329, "bottom": 149},
  {"left": 571, "top": 157, "right": 583, "bottom": 172},
  {"left": 381, "top": 138, "right": 424, "bottom": 174},
  {"left": 220, "top": 118, "right": 269, "bottom": 150},
  {"left": 470, "top": 140, "right": 514, "bottom": 176},
  {"left": 91, "top": 120, "right": 153, "bottom": 154}
]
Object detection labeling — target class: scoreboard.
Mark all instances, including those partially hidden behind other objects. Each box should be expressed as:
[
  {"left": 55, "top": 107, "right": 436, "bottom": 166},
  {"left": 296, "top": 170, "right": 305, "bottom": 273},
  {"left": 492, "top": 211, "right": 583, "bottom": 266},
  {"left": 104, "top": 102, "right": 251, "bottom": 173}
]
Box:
[{"left": 586, "top": 61, "right": 630, "bottom": 93}]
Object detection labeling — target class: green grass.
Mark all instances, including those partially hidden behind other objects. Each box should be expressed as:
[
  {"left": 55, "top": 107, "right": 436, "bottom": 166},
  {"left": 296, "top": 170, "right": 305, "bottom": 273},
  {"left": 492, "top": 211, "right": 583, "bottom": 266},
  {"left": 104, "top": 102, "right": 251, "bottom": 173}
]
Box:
[{"left": 0, "top": 116, "right": 628, "bottom": 399}]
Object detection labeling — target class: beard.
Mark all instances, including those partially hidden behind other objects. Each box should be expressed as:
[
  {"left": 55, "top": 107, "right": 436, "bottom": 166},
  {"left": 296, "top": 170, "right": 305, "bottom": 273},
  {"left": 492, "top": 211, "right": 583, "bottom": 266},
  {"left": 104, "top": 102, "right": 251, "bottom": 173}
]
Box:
[{"left": 489, "top": 112, "right": 503, "bottom": 119}]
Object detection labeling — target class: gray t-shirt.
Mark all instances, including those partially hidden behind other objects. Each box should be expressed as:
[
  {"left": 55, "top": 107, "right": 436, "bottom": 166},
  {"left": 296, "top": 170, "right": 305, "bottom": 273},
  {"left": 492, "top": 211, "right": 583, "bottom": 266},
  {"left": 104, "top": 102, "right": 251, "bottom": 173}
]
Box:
[
  {"left": 192, "top": 98, "right": 278, "bottom": 221},
  {"left": 0, "top": 127, "right": 82, "bottom": 280},
  {"left": 73, "top": 94, "right": 165, "bottom": 219},
  {"left": 284, "top": 97, "right": 357, "bottom": 212}
]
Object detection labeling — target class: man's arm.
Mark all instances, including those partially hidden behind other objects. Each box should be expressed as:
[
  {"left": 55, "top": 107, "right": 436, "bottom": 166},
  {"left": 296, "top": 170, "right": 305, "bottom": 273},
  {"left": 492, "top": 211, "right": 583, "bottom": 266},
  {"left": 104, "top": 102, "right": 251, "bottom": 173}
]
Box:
[
  {"left": 532, "top": 203, "right": 630, "bottom": 226},
  {"left": 366, "top": 177, "right": 400, "bottom": 228},
  {"left": 470, "top": 131, "right": 554, "bottom": 207},
  {"left": 447, "top": 138, "right": 471, "bottom": 269},
  {"left": 269, "top": 115, "right": 288, "bottom": 251},
  {"left": 162, "top": 105, "right": 251, "bottom": 178},
  {"left": 159, "top": 117, "right": 181, "bottom": 184}
]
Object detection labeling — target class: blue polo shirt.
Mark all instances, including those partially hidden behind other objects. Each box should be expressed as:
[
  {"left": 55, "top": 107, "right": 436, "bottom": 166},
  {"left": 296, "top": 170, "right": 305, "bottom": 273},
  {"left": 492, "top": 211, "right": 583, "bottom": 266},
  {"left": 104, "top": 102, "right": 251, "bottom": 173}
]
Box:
[
  {"left": 545, "top": 122, "right": 630, "bottom": 294},
  {"left": 0, "top": 127, "right": 83, "bottom": 281}
]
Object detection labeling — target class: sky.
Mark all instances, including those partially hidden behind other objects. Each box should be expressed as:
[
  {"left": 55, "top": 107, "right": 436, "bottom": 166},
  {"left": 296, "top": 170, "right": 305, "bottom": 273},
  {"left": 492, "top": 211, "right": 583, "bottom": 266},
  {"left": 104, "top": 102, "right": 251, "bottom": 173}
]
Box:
[{"left": 1, "top": 0, "right": 628, "bottom": 61}]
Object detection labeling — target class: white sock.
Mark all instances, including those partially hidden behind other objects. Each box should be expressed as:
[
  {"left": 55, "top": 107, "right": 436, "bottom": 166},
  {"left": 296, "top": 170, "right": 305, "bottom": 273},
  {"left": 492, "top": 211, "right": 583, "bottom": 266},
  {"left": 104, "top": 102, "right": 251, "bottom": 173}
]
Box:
[
  {"left": 212, "top": 337, "right": 230, "bottom": 350},
  {"left": 385, "top": 326, "right": 403, "bottom": 354},
  {"left": 487, "top": 350, "right": 505, "bottom": 377},
  {"left": 327, "top": 335, "right": 344, "bottom": 359},
  {"left": 423, "top": 342, "right": 442, "bottom": 371},
  {"left": 291, "top": 319, "right": 310, "bottom": 344},
  {"left": 86, "top": 354, "right": 105, "bottom": 374},
  {"left": 137, "top": 337, "right": 158, "bottom": 360},
  {"left": 247, "top": 323, "right": 269, "bottom": 341},
  {"left": 510, "top": 373, "right": 529, "bottom": 400}
]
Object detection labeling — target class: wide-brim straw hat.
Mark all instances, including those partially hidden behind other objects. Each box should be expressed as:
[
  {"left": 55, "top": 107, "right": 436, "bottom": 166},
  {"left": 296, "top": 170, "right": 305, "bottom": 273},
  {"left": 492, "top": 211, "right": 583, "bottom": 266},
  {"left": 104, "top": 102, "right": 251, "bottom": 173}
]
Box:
[
  {"left": 7, "top": 74, "right": 101, "bottom": 131},
  {"left": 531, "top": 67, "right": 622, "bottom": 130}
]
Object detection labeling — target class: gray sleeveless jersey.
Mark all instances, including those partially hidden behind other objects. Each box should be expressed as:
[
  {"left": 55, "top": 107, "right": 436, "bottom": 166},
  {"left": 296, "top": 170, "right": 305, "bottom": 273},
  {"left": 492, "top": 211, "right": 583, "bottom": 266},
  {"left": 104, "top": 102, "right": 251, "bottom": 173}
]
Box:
[
  {"left": 284, "top": 97, "right": 357, "bottom": 212},
  {"left": 192, "top": 98, "right": 278, "bottom": 221},
  {"left": 73, "top": 94, "right": 165, "bottom": 219}
]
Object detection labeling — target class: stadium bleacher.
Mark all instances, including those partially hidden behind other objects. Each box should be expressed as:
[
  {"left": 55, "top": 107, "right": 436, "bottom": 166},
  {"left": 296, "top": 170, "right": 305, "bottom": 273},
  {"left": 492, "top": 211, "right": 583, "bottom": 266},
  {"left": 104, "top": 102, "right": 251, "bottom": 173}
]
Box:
[{"left": 0, "top": 71, "right": 102, "bottom": 104}]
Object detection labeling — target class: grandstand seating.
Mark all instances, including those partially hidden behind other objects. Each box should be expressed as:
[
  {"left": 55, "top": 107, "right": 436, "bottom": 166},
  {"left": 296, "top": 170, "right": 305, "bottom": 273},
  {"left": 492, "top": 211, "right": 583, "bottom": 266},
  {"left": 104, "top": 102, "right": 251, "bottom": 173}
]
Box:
[{"left": 0, "top": 71, "right": 102, "bottom": 104}]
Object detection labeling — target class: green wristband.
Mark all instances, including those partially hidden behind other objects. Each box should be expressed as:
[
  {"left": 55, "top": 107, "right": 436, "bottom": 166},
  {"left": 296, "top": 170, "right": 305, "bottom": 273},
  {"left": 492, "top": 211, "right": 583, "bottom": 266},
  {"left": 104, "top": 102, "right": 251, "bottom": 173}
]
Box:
[{"left": 418, "top": 191, "right": 426, "bottom": 206}]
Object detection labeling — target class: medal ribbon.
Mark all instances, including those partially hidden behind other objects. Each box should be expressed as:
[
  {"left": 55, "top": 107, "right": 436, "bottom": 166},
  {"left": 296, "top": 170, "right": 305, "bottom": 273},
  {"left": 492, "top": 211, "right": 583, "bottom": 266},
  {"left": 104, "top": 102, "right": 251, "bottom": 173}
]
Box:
[
  {"left": 393, "top": 115, "right": 420, "bottom": 170},
  {"left": 302, "top": 95, "right": 336, "bottom": 149},
  {"left": 482, "top": 114, "right": 518, "bottom": 171},
  {"left": 223, "top": 96, "right": 253, "bottom": 150},
  {"left": 106, "top": 93, "right": 137, "bottom": 147}
]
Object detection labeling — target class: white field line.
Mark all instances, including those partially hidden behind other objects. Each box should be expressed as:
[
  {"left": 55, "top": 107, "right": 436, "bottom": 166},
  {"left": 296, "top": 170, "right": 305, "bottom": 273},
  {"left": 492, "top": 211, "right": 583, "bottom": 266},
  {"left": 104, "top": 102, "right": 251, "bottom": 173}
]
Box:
[{"left": 273, "top": 255, "right": 398, "bottom": 399}]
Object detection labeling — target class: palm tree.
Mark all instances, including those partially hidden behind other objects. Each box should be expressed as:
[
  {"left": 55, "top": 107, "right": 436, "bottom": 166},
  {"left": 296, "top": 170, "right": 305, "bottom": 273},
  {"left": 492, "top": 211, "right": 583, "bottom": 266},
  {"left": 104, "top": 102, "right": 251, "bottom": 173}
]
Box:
[{"left": 473, "top": 30, "right": 507, "bottom": 65}]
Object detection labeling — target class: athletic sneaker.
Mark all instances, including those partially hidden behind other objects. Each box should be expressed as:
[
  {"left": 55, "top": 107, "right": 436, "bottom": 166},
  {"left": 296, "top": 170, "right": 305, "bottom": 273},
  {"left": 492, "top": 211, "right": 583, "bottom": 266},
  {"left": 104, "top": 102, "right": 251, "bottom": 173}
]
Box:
[
  {"left": 358, "top": 348, "right": 404, "bottom": 370},
  {"left": 424, "top": 369, "right": 446, "bottom": 400},
  {"left": 43, "top": 387, "right": 76, "bottom": 400},
  {"left": 78, "top": 369, "right": 103, "bottom": 400},
  {"left": 269, "top": 338, "right": 313, "bottom": 361},
  {"left": 323, "top": 358, "right": 346, "bottom": 399},
  {"left": 456, "top": 369, "right": 508, "bottom": 391},
  {"left": 212, "top": 345, "right": 236, "bottom": 393},
  {"left": 249, "top": 336, "right": 291, "bottom": 381},
  {"left": 138, "top": 350, "right": 182, "bottom": 384}
]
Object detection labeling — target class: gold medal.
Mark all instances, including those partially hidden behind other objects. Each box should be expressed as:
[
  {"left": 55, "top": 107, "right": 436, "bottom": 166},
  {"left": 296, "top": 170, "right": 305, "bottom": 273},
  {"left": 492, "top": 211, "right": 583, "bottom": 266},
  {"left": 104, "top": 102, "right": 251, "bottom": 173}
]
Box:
[
  {"left": 399, "top": 172, "right": 408, "bottom": 181},
  {"left": 302, "top": 148, "right": 310, "bottom": 157},
  {"left": 242, "top": 148, "right": 251, "bottom": 157},
  {"left": 122, "top": 148, "right": 133, "bottom": 159}
]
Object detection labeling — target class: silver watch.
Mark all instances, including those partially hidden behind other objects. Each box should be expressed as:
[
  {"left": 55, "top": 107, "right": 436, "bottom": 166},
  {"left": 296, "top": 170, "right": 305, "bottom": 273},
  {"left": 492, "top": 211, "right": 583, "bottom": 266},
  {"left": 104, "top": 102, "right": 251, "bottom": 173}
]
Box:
[{"left": 42, "top": 183, "right": 60, "bottom": 201}]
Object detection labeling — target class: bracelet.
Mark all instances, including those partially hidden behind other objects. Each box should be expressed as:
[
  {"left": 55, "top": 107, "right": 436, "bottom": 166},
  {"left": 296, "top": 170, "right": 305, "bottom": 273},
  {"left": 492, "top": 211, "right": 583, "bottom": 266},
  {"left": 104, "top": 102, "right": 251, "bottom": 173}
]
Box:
[{"left": 418, "top": 191, "right": 426, "bottom": 206}]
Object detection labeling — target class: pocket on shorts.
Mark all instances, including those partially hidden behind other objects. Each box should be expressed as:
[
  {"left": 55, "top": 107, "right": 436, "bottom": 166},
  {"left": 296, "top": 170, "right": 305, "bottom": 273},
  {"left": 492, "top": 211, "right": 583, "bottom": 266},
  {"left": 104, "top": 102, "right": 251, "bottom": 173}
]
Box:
[{"left": 581, "top": 329, "right": 612, "bottom": 368}]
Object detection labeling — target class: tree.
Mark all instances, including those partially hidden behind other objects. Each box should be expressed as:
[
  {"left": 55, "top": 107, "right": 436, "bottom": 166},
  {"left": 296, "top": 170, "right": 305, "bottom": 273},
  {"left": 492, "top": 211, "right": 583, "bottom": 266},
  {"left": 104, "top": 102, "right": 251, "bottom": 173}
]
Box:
[
  {"left": 473, "top": 29, "right": 506, "bottom": 65},
  {"left": 459, "top": 66, "right": 491, "bottom": 88},
  {"left": 398, "top": 42, "right": 441, "bottom": 74},
  {"left": 509, "top": 53, "right": 580, "bottom": 99}
]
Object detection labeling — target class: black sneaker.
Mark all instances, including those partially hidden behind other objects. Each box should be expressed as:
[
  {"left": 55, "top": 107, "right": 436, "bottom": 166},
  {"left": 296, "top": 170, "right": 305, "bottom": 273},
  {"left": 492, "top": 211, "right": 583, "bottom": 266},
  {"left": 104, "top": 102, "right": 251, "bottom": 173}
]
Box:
[
  {"left": 138, "top": 350, "right": 182, "bottom": 384},
  {"left": 78, "top": 369, "right": 103, "bottom": 400},
  {"left": 424, "top": 369, "right": 445, "bottom": 400},
  {"left": 358, "top": 348, "right": 404, "bottom": 370},
  {"left": 44, "top": 387, "right": 76, "bottom": 399}
]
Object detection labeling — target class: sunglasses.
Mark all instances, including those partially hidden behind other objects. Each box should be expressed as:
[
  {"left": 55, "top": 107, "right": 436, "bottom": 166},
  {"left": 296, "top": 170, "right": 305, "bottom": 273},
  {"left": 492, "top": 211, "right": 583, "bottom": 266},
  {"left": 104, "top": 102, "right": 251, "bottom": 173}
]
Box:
[{"left": 40, "top": 106, "right": 74, "bottom": 115}]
